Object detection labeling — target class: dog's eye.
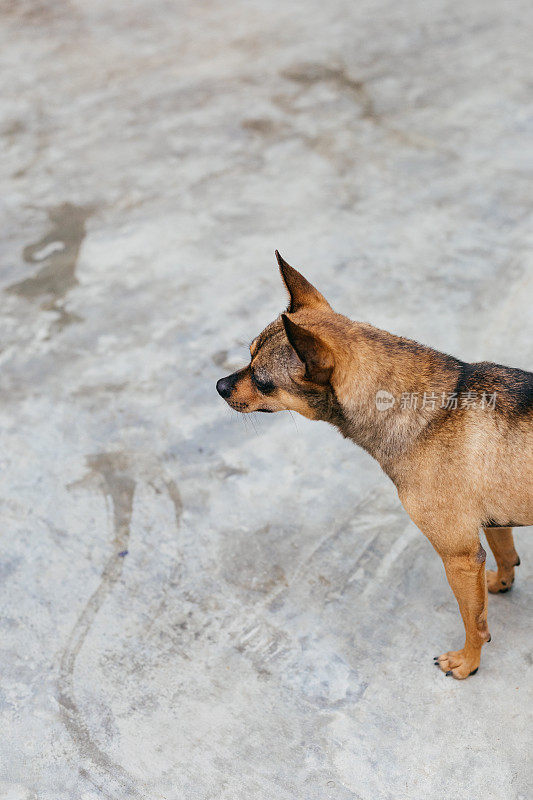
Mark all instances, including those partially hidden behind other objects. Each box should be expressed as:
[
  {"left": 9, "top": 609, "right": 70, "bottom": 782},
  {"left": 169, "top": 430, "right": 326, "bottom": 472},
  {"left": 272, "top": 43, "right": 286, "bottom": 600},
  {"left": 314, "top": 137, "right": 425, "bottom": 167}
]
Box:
[
  {"left": 251, "top": 371, "right": 275, "bottom": 395},
  {"left": 256, "top": 379, "right": 275, "bottom": 394}
]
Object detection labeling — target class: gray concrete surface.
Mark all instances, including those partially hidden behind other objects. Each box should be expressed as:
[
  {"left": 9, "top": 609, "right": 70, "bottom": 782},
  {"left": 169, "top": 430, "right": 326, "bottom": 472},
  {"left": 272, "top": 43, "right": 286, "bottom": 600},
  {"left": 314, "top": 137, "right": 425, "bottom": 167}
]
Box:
[{"left": 1, "top": 1, "right": 532, "bottom": 798}]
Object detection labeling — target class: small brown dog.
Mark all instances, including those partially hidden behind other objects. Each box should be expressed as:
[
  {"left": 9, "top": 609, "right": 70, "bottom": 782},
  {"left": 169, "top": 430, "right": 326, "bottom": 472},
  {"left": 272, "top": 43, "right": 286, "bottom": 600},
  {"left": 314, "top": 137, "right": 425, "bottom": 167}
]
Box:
[{"left": 217, "top": 252, "right": 533, "bottom": 678}]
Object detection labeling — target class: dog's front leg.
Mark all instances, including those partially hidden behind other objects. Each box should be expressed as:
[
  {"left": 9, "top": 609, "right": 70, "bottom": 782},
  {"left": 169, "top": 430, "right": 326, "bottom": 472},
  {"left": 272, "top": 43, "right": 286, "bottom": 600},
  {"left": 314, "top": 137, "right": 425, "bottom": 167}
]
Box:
[
  {"left": 434, "top": 543, "right": 490, "bottom": 679},
  {"left": 398, "top": 490, "right": 491, "bottom": 679}
]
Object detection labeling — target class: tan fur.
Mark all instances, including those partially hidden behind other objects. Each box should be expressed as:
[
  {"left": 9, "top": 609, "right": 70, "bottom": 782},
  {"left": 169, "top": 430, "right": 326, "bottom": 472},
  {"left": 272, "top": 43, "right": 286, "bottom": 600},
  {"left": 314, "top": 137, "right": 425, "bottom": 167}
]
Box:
[
  {"left": 217, "top": 254, "right": 533, "bottom": 679},
  {"left": 484, "top": 527, "right": 520, "bottom": 593}
]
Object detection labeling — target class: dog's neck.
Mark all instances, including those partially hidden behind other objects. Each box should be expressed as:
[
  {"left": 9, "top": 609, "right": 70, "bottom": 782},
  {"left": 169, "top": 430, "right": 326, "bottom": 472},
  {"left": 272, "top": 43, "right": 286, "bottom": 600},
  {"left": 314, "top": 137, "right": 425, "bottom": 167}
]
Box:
[{"left": 329, "top": 322, "right": 462, "bottom": 479}]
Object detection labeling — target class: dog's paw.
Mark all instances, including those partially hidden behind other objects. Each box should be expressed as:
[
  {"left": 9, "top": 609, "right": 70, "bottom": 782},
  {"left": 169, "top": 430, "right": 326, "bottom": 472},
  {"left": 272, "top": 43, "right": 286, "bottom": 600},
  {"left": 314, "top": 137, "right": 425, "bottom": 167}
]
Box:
[
  {"left": 486, "top": 569, "right": 514, "bottom": 594},
  {"left": 433, "top": 648, "right": 481, "bottom": 680}
]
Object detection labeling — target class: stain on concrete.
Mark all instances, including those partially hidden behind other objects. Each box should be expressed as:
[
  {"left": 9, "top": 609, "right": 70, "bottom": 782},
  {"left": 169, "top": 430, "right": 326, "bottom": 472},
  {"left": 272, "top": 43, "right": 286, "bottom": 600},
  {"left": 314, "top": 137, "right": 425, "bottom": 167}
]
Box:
[
  {"left": 165, "top": 478, "right": 184, "bottom": 528},
  {"left": 2, "top": 0, "right": 80, "bottom": 29},
  {"left": 59, "top": 452, "right": 142, "bottom": 799},
  {"left": 8, "top": 203, "right": 91, "bottom": 301},
  {"left": 57, "top": 456, "right": 184, "bottom": 798},
  {"left": 213, "top": 462, "right": 248, "bottom": 479},
  {"left": 281, "top": 63, "right": 378, "bottom": 122},
  {"left": 2, "top": 119, "right": 25, "bottom": 140},
  {"left": 72, "top": 382, "right": 128, "bottom": 398},
  {"left": 6, "top": 202, "right": 92, "bottom": 334},
  {"left": 0, "top": 556, "right": 23, "bottom": 582},
  {"left": 241, "top": 118, "right": 279, "bottom": 135},
  {"left": 211, "top": 349, "right": 229, "bottom": 367},
  {"left": 278, "top": 61, "right": 454, "bottom": 155},
  {"left": 221, "top": 524, "right": 289, "bottom": 596}
]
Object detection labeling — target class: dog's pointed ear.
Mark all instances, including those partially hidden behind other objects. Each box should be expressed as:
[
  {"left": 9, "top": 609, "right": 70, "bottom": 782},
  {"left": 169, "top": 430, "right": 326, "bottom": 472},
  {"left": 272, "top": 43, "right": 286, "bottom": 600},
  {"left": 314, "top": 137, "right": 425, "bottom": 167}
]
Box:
[
  {"left": 281, "top": 314, "right": 334, "bottom": 384},
  {"left": 275, "top": 250, "right": 331, "bottom": 312}
]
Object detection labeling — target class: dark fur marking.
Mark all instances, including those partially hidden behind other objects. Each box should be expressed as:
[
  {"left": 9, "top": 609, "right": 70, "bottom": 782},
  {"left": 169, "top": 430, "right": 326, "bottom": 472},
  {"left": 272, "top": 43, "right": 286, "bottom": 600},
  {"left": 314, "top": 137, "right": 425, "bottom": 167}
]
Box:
[
  {"left": 454, "top": 361, "right": 474, "bottom": 395},
  {"left": 295, "top": 381, "right": 347, "bottom": 430},
  {"left": 456, "top": 362, "right": 533, "bottom": 418},
  {"left": 483, "top": 520, "right": 525, "bottom": 528},
  {"left": 250, "top": 367, "right": 275, "bottom": 395}
]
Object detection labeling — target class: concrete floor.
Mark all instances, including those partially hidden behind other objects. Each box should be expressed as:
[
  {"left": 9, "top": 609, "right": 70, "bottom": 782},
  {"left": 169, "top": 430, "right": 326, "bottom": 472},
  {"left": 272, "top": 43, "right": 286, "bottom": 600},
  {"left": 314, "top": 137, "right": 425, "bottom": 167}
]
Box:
[{"left": 1, "top": 1, "right": 532, "bottom": 798}]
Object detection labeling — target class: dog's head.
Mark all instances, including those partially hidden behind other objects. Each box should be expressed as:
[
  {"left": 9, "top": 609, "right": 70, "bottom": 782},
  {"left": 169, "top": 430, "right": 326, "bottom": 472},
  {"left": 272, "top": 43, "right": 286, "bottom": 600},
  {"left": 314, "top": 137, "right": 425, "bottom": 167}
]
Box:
[{"left": 216, "top": 252, "right": 350, "bottom": 421}]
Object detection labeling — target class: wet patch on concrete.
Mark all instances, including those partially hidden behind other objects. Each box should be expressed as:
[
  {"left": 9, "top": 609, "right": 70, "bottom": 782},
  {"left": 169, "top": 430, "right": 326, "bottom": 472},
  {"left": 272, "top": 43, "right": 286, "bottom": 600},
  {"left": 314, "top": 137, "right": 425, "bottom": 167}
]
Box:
[
  {"left": 8, "top": 202, "right": 91, "bottom": 301},
  {"left": 6, "top": 202, "right": 93, "bottom": 334}
]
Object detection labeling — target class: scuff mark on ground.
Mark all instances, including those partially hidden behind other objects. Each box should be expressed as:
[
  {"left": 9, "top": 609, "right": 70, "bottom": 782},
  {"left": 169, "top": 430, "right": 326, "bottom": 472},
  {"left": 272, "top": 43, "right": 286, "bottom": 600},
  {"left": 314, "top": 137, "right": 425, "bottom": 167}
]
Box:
[
  {"left": 57, "top": 455, "right": 185, "bottom": 798},
  {"left": 58, "top": 452, "right": 142, "bottom": 799}
]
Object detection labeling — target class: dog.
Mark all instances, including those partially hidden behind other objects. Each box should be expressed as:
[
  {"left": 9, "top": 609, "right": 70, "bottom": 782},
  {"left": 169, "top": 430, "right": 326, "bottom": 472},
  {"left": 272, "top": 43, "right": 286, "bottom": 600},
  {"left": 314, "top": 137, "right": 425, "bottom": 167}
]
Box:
[{"left": 216, "top": 252, "right": 532, "bottom": 679}]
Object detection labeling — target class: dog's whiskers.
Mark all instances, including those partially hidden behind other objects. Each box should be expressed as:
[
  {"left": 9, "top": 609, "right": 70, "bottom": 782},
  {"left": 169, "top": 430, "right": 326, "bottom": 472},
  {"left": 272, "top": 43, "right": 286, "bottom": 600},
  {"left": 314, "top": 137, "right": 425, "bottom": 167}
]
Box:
[{"left": 288, "top": 410, "right": 299, "bottom": 433}]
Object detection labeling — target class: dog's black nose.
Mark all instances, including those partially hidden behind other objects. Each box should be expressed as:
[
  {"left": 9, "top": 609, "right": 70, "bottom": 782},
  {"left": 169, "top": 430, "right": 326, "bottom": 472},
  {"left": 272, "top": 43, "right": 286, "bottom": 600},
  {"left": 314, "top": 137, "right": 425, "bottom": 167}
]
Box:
[
  {"left": 217, "top": 371, "right": 240, "bottom": 399},
  {"left": 216, "top": 376, "right": 233, "bottom": 399}
]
